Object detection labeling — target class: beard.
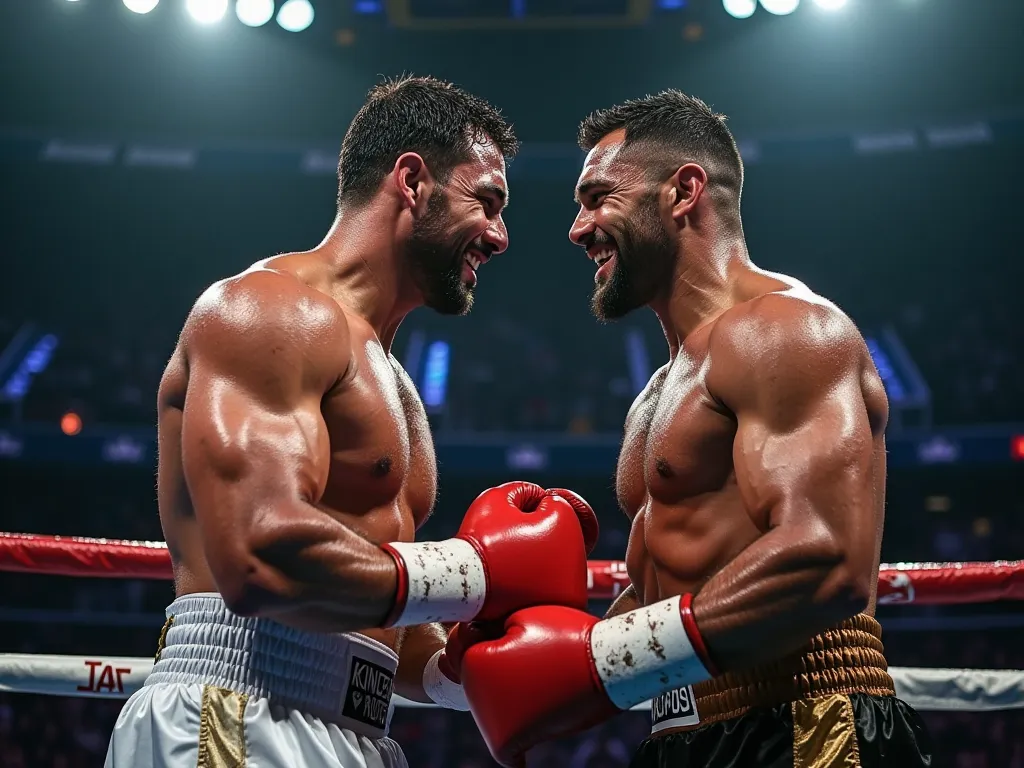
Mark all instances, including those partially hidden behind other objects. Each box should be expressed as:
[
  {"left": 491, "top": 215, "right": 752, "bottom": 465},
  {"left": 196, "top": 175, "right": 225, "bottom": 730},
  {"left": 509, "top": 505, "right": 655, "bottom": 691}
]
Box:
[
  {"left": 406, "top": 188, "right": 474, "bottom": 316},
  {"left": 591, "top": 192, "right": 676, "bottom": 321}
]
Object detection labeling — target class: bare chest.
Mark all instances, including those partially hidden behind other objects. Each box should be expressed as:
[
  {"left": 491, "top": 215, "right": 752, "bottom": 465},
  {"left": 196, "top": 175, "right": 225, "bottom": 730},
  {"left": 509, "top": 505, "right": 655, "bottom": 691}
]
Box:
[
  {"left": 616, "top": 352, "right": 735, "bottom": 517},
  {"left": 319, "top": 341, "right": 437, "bottom": 535}
]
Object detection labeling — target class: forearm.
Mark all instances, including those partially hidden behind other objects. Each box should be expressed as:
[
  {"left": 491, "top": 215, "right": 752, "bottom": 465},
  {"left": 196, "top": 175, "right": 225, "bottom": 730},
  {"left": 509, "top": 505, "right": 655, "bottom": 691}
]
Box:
[
  {"left": 394, "top": 623, "right": 448, "bottom": 703},
  {"left": 228, "top": 504, "right": 489, "bottom": 633},
  {"left": 220, "top": 504, "right": 399, "bottom": 633},
  {"left": 604, "top": 584, "right": 641, "bottom": 618},
  {"left": 692, "top": 529, "right": 870, "bottom": 671}
]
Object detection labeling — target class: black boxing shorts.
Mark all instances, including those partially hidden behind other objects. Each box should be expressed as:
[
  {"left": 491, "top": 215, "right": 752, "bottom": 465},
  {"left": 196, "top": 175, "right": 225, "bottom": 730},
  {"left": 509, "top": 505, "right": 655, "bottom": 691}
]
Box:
[
  {"left": 630, "top": 614, "right": 933, "bottom": 768},
  {"left": 631, "top": 692, "right": 931, "bottom": 767}
]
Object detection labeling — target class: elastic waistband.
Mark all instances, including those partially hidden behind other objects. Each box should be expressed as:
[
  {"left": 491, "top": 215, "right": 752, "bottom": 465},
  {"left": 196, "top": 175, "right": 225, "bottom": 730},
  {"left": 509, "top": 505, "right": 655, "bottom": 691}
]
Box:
[
  {"left": 147, "top": 593, "right": 399, "bottom": 739},
  {"left": 652, "top": 614, "right": 894, "bottom": 733}
]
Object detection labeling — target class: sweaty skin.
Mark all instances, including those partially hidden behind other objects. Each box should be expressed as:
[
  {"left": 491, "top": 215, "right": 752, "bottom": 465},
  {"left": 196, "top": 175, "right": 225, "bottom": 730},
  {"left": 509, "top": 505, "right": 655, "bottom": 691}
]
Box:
[
  {"left": 157, "top": 142, "right": 510, "bottom": 703},
  {"left": 158, "top": 260, "right": 430, "bottom": 672},
  {"left": 571, "top": 130, "right": 888, "bottom": 674},
  {"left": 616, "top": 286, "right": 887, "bottom": 670}
]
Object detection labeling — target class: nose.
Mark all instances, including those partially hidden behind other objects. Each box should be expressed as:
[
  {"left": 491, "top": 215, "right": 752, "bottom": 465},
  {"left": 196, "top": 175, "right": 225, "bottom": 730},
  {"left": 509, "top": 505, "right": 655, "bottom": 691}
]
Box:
[
  {"left": 481, "top": 215, "right": 509, "bottom": 255},
  {"left": 569, "top": 207, "right": 594, "bottom": 247}
]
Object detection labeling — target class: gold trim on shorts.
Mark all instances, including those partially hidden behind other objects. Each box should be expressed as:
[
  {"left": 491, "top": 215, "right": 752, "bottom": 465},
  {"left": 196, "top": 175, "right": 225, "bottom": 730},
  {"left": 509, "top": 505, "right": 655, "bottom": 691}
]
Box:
[
  {"left": 689, "top": 613, "right": 895, "bottom": 725},
  {"left": 154, "top": 615, "right": 174, "bottom": 662},
  {"left": 792, "top": 694, "right": 862, "bottom": 768},
  {"left": 197, "top": 685, "right": 248, "bottom": 768}
]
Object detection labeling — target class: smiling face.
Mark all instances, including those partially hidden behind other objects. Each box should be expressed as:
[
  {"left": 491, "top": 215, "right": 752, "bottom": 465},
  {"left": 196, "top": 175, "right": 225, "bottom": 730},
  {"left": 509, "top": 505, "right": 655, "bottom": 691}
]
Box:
[
  {"left": 407, "top": 139, "right": 510, "bottom": 316},
  {"left": 569, "top": 130, "right": 677, "bottom": 321}
]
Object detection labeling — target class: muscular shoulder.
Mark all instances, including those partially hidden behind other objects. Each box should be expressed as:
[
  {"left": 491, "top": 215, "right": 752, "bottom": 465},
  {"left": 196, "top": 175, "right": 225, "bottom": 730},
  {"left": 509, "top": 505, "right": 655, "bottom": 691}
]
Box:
[
  {"left": 707, "top": 291, "right": 869, "bottom": 419},
  {"left": 183, "top": 268, "right": 352, "bottom": 387}
]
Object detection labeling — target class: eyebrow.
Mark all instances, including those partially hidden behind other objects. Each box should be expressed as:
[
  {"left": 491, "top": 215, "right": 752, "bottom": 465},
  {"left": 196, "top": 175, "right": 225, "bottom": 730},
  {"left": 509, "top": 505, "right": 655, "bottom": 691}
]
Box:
[
  {"left": 478, "top": 182, "right": 509, "bottom": 210},
  {"left": 574, "top": 179, "right": 608, "bottom": 204}
]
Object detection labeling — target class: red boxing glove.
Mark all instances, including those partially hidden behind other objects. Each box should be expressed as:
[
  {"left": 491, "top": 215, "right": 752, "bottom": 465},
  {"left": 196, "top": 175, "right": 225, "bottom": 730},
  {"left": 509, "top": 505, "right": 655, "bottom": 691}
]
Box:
[
  {"left": 381, "top": 482, "right": 599, "bottom": 626},
  {"left": 545, "top": 488, "right": 599, "bottom": 555},
  {"left": 460, "top": 597, "right": 716, "bottom": 768}
]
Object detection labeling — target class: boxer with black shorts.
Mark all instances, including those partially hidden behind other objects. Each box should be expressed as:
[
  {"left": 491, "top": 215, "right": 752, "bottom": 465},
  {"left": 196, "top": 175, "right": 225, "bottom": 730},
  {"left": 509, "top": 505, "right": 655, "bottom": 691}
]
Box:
[{"left": 448, "top": 90, "right": 933, "bottom": 768}]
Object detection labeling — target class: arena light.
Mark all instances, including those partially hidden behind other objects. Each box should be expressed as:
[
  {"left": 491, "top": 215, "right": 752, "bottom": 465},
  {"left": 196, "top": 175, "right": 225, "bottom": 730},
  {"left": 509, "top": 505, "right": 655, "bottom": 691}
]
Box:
[
  {"left": 1011, "top": 435, "right": 1024, "bottom": 461},
  {"left": 60, "top": 412, "right": 82, "bottom": 437},
  {"left": 722, "top": 0, "right": 756, "bottom": 19},
  {"left": 276, "top": 0, "right": 314, "bottom": 31},
  {"left": 759, "top": 0, "right": 800, "bottom": 14},
  {"left": 186, "top": 0, "right": 228, "bottom": 24},
  {"left": 421, "top": 341, "right": 450, "bottom": 411},
  {"left": 236, "top": 0, "right": 274, "bottom": 26},
  {"left": 812, "top": 0, "right": 847, "bottom": 9},
  {"left": 123, "top": 0, "right": 159, "bottom": 13}
]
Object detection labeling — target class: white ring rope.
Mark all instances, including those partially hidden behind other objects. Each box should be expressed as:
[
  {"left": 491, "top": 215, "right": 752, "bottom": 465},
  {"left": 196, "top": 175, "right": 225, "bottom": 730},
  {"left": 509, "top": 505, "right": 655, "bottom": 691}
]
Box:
[{"left": 0, "top": 653, "right": 1021, "bottom": 712}]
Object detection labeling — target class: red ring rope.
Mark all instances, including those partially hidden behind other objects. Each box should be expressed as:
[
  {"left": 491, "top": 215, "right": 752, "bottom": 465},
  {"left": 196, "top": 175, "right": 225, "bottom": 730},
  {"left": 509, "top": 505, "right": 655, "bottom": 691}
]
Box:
[{"left": 1, "top": 532, "right": 1022, "bottom": 605}]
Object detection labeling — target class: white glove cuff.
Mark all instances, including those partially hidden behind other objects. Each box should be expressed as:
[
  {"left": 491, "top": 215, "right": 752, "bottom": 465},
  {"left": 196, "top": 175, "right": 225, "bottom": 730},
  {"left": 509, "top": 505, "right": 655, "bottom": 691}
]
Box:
[
  {"left": 589, "top": 594, "right": 712, "bottom": 710},
  {"left": 422, "top": 649, "right": 470, "bottom": 711},
  {"left": 386, "top": 539, "right": 487, "bottom": 626}
]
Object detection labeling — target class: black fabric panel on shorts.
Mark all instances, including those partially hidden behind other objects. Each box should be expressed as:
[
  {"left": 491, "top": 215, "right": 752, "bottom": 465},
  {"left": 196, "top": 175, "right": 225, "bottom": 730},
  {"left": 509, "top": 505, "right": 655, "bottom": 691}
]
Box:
[
  {"left": 629, "top": 703, "right": 794, "bottom": 768},
  {"left": 849, "top": 694, "right": 934, "bottom": 768}
]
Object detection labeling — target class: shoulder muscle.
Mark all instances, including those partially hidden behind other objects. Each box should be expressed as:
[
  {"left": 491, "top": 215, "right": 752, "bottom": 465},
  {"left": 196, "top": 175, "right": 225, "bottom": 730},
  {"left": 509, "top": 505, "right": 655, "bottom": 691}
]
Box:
[
  {"left": 708, "top": 293, "right": 867, "bottom": 424},
  {"left": 183, "top": 269, "right": 351, "bottom": 400}
]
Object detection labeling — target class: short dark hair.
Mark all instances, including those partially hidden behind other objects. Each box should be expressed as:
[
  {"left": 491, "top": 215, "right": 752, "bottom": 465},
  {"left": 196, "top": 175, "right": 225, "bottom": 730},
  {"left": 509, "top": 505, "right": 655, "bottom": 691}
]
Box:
[
  {"left": 337, "top": 75, "right": 518, "bottom": 207},
  {"left": 578, "top": 90, "right": 744, "bottom": 216}
]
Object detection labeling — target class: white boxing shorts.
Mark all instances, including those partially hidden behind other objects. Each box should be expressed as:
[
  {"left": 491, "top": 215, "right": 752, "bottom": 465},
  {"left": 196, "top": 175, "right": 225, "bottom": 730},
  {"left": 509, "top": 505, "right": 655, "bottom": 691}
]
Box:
[{"left": 105, "top": 593, "right": 408, "bottom": 768}]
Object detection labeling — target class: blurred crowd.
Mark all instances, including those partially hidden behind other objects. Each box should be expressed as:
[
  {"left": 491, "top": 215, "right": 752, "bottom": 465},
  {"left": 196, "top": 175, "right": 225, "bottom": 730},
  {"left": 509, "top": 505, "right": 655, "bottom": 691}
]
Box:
[
  {"left": 1, "top": 630, "right": 1022, "bottom": 767},
  {"left": 3, "top": 293, "right": 1024, "bottom": 432},
  {"left": 895, "top": 300, "right": 1024, "bottom": 426}
]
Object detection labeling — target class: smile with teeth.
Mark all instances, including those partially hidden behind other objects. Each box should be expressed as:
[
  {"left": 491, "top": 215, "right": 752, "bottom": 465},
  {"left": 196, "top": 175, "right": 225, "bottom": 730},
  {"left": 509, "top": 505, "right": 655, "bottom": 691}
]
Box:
[
  {"left": 592, "top": 249, "right": 616, "bottom": 267},
  {"left": 464, "top": 251, "right": 484, "bottom": 270}
]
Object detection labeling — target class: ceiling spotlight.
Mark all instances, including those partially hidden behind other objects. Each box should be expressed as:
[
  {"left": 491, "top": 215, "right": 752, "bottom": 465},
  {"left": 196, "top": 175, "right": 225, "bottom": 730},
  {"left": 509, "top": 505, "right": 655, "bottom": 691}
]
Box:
[
  {"left": 186, "top": 0, "right": 228, "bottom": 24},
  {"left": 123, "top": 0, "right": 159, "bottom": 13},
  {"left": 722, "top": 0, "right": 756, "bottom": 18},
  {"left": 812, "top": 0, "right": 847, "bottom": 8},
  {"left": 236, "top": 0, "right": 275, "bottom": 26},
  {"left": 760, "top": 0, "right": 800, "bottom": 13},
  {"left": 277, "top": 0, "right": 314, "bottom": 31}
]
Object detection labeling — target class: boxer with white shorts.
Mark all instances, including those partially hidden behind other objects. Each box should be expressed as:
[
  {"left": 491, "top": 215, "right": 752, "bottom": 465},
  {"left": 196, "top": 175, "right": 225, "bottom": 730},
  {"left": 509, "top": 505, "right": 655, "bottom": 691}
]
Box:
[{"left": 106, "top": 75, "right": 599, "bottom": 767}]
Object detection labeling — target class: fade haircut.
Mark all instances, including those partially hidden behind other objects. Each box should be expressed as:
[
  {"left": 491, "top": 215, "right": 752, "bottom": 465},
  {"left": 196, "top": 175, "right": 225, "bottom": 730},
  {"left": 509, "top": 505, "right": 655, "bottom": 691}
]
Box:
[
  {"left": 337, "top": 75, "right": 518, "bottom": 207},
  {"left": 578, "top": 90, "right": 744, "bottom": 221}
]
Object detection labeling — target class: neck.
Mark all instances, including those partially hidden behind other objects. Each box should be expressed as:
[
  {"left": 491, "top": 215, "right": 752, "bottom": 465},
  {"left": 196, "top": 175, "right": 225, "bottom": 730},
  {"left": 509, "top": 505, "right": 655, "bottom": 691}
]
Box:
[
  {"left": 650, "top": 227, "right": 752, "bottom": 357},
  {"left": 313, "top": 203, "right": 419, "bottom": 350}
]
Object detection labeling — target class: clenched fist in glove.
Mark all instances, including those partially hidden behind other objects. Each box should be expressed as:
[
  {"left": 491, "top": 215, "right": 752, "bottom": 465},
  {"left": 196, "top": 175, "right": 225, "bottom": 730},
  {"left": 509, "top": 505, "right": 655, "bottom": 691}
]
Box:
[
  {"left": 380, "top": 483, "right": 599, "bottom": 626},
  {"left": 452, "top": 596, "right": 718, "bottom": 767}
]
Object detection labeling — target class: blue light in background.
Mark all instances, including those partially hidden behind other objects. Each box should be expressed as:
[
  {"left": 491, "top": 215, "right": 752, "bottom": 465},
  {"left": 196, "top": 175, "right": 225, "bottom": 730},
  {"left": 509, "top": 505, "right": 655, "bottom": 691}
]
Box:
[
  {"left": 2, "top": 334, "right": 59, "bottom": 400},
  {"left": 510, "top": 0, "right": 526, "bottom": 19},
  {"left": 422, "top": 341, "right": 450, "bottom": 410},
  {"left": 657, "top": 0, "right": 687, "bottom": 8},
  {"left": 353, "top": 0, "right": 383, "bottom": 14},
  {"left": 866, "top": 337, "right": 906, "bottom": 402}
]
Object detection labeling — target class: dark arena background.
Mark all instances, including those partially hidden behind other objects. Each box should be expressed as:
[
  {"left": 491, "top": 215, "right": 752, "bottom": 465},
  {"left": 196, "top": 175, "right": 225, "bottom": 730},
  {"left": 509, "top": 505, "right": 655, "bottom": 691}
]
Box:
[{"left": 1, "top": 1, "right": 1023, "bottom": 766}]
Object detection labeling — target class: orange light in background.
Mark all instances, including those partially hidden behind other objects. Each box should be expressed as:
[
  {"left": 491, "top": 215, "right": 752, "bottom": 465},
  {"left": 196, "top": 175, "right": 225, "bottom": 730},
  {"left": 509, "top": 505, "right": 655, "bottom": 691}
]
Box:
[
  {"left": 60, "top": 411, "right": 82, "bottom": 436},
  {"left": 682, "top": 22, "right": 704, "bottom": 42},
  {"left": 1012, "top": 435, "right": 1024, "bottom": 461}
]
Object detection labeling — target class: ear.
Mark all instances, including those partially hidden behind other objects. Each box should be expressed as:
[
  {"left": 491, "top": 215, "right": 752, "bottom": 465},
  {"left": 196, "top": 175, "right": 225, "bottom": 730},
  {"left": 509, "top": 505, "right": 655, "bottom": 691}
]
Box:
[
  {"left": 667, "top": 163, "right": 708, "bottom": 223},
  {"left": 392, "top": 152, "right": 435, "bottom": 214}
]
